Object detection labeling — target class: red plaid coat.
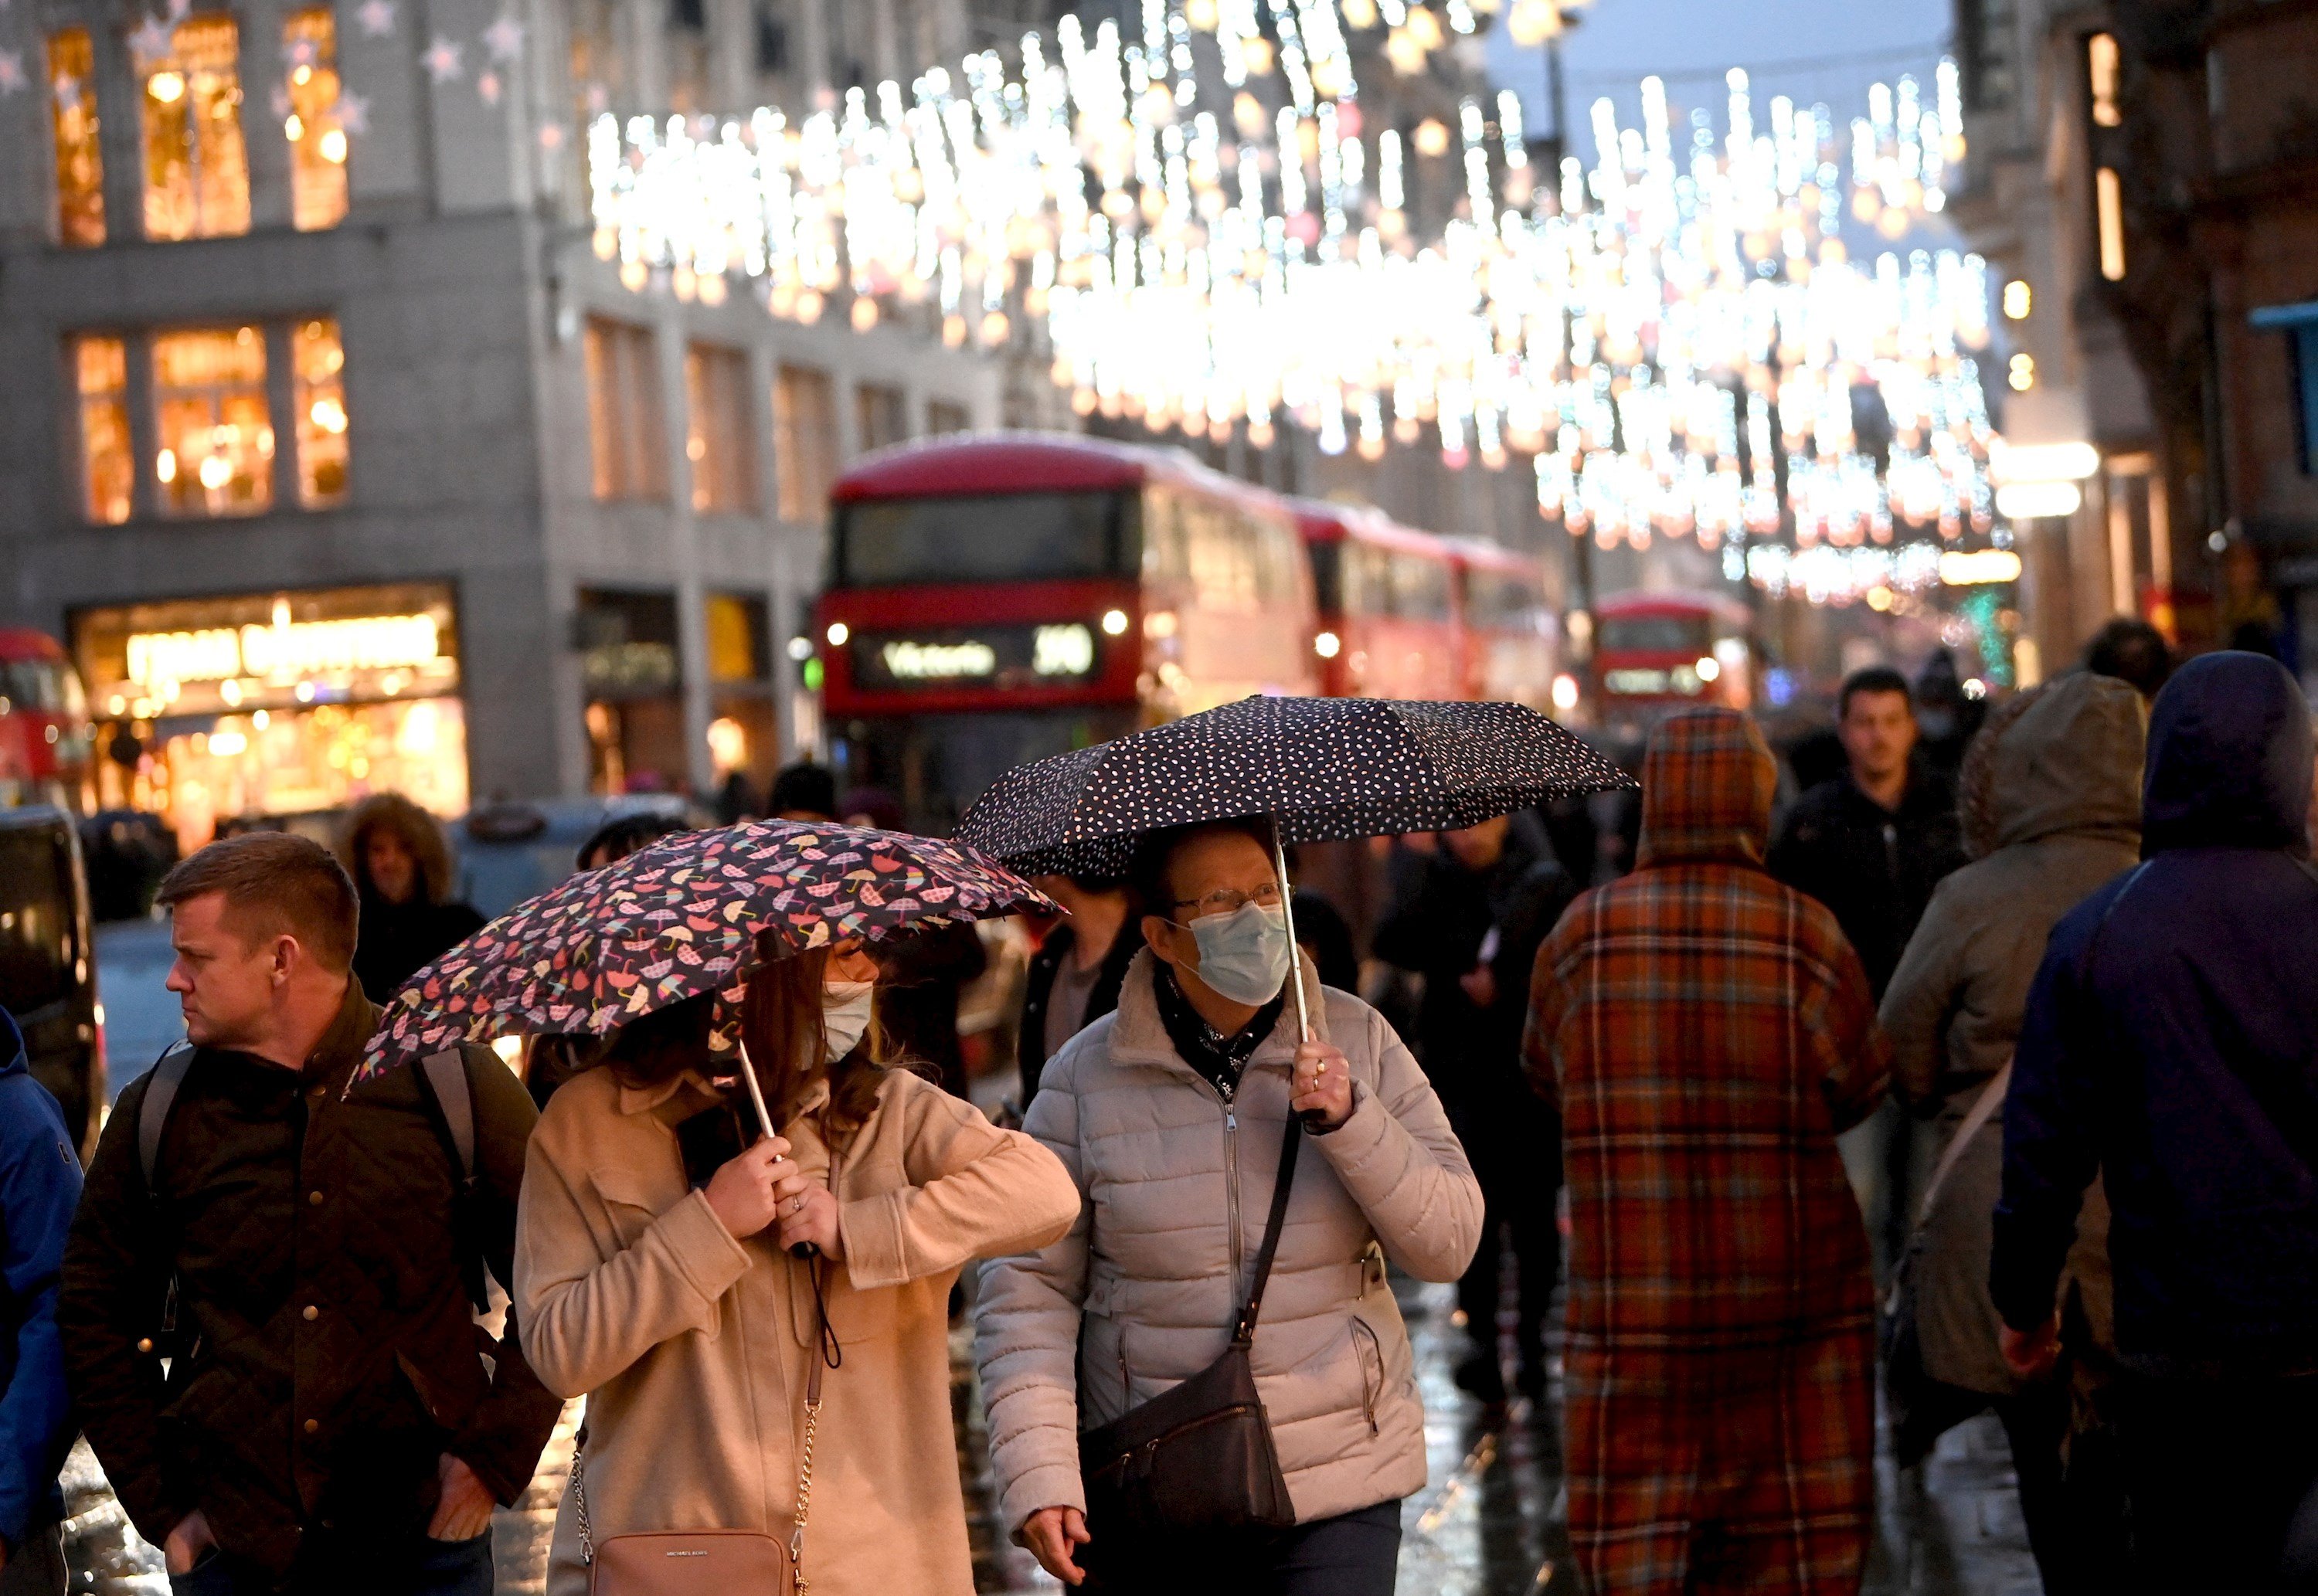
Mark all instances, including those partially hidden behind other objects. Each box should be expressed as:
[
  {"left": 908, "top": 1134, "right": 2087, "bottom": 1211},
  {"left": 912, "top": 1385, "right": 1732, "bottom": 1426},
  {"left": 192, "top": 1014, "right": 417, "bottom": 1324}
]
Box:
[{"left": 1524, "top": 709, "right": 1889, "bottom": 1596}]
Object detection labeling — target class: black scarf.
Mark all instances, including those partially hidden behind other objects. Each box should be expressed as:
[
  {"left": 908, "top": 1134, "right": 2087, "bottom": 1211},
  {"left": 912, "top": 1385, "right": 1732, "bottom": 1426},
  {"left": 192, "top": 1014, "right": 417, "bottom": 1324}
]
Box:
[{"left": 1152, "top": 964, "right": 1284, "bottom": 1104}]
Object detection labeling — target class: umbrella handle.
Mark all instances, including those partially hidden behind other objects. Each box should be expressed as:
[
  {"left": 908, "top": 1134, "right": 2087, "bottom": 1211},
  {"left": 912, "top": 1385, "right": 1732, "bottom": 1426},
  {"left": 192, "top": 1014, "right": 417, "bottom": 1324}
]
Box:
[
  {"left": 1273, "top": 816, "right": 1327, "bottom": 1134},
  {"left": 737, "top": 1037, "right": 819, "bottom": 1260}
]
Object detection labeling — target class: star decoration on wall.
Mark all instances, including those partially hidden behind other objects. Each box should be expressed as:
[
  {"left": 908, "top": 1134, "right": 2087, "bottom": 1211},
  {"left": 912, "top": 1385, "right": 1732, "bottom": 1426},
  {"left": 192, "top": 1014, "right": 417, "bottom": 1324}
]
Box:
[
  {"left": 282, "top": 34, "right": 319, "bottom": 67},
  {"left": 338, "top": 90, "right": 369, "bottom": 134},
  {"left": 0, "top": 52, "right": 24, "bottom": 95},
  {"left": 54, "top": 71, "right": 84, "bottom": 110},
  {"left": 165, "top": 0, "right": 192, "bottom": 19},
  {"left": 270, "top": 83, "right": 292, "bottom": 118},
  {"left": 127, "top": 15, "right": 175, "bottom": 64},
  {"left": 476, "top": 67, "right": 501, "bottom": 105},
  {"left": 355, "top": 0, "right": 396, "bottom": 36},
  {"left": 420, "top": 36, "right": 462, "bottom": 82},
  {"left": 481, "top": 13, "right": 525, "bottom": 62}
]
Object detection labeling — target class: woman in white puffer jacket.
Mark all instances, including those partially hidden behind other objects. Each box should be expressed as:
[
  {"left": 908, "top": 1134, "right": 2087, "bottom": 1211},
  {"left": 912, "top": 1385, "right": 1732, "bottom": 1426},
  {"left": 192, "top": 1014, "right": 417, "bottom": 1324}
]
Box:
[{"left": 974, "top": 820, "right": 1484, "bottom": 1595}]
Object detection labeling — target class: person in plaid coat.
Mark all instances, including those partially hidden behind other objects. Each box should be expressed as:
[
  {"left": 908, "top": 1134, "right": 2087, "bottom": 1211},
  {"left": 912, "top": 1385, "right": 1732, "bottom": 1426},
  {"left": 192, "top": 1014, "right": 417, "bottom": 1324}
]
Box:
[{"left": 1524, "top": 708, "right": 1891, "bottom": 1595}]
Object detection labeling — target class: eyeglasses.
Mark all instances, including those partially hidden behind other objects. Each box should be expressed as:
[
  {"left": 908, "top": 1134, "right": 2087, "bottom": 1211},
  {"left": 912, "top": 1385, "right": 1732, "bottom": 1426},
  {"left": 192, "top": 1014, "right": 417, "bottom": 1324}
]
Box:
[{"left": 1168, "top": 881, "right": 1283, "bottom": 919}]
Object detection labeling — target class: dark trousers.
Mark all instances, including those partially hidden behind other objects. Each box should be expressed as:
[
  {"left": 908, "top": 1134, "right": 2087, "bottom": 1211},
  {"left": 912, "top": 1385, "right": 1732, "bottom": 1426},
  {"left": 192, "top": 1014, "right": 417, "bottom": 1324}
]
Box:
[
  {"left": 0, "top": 1526, "right": 66, "bottom": 1596},
  {"left": 2114, "top": 1371, "right": 2318, "bottom": 1594},
  {"left": 168, "top": 1529, "right": 495, "bottom": 1596},
  {"left": 1451, "top": 1101, "right": 1560, "bottom": 1378},
  {"left": 1083, "top": 1499, "right": 1403, "bottom": 1596}
]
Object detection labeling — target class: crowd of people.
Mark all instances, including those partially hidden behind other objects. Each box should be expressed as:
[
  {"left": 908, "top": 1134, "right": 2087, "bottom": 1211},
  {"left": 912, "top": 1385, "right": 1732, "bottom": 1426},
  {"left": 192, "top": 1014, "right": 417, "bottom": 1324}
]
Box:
[{"left": 0, "top": 616, "right": 2312, "bottom": 1596}]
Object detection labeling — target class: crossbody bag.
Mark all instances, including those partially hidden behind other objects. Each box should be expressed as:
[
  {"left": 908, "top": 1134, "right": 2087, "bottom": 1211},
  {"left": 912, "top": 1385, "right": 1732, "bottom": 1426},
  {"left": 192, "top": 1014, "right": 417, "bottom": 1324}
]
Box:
[{"left": 1076, "top": 1112, "right": 1301, "bottom": 1537}]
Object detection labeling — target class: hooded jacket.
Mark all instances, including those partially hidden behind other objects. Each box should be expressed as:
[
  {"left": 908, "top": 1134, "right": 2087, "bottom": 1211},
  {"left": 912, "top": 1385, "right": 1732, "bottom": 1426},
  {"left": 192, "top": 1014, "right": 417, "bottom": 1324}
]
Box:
[
  {"left": 1880, "top": 673, "right": 2143, "bottom": 1395},
  {"left": 0, "top": 1007, "right": 81, "bottom": 1556},
  {"left": 1992, "top": 652, "right": 2318, "bottom": 1376},
  {"left": 1523, "top": 708, "right": 1889, "bottom": 1594}
]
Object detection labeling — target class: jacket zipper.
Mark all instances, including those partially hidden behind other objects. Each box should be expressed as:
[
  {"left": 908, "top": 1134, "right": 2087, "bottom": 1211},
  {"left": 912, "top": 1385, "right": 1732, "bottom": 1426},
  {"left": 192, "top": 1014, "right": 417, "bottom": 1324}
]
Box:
[
  {"left": 1215, "top": 1075, "right": 1243, "bottom": 1284},
  {"left": 1350, "top": 1316, "right": 1382, "bottom": 1436}
]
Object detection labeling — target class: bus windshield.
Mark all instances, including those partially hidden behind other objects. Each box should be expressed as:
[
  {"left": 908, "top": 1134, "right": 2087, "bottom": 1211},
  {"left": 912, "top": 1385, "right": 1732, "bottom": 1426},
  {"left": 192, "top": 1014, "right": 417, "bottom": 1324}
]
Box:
[
  {"left": 834, "top": 491, "right": 1130, "bottom": 586},
  {"left": 1598, "top": 614, "right": 1710, "bottom": 655}
]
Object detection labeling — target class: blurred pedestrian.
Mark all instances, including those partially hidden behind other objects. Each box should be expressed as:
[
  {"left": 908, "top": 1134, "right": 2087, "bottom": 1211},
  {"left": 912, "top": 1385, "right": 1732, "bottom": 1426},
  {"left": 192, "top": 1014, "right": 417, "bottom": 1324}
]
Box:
[
  {"left": 522, "top": 810, "right": 693, "bottom": 1111},
  {"left": 338, "top": 793, "right": 485, "bottom": 1007},
  {"left": 2082, "top": 617, "right": 2174, "bottom": 699},
  {"left": 1017, "top": 874, "right": 1139, "bottom": 1105},
  {"left": 59, "top": 834, "right": 559, "bottom": 1595},
  {"left": 1374, "top": 811, "right": 1576, "bottom": 1404},
  {"left": 1769, "top": 666, "right": 1965, "bottom": 1280},
  {"left": 767, "top": 762, "right": 839, "bottom": 823},
  {"left": 1993, "top": 652, "right": 2318, "bottom": 1594},
  {"left": 977, "top": 820, "right": 1482, "bottom": 1594},
  {"left": 0, "top": 1009, "right": 80, "bottom": 1596},
  {"left": 514, "top": 943, "right": 1078, "bottom": 1596},
  {"left": 711, "top": 768, "right": 759, "bottom": 826},
  {"left": 1879, "top": 674, "right": 2144, "bottom": 1591},
  {"left": 844, "top": 787, "right": 987, "bottom": 1096},
  {"left": 1525, "top": 708, "right": 1889, "bottom": 1596},
  {"left": 1912, "top": 650, "right": 1983, "bottom": 779}
]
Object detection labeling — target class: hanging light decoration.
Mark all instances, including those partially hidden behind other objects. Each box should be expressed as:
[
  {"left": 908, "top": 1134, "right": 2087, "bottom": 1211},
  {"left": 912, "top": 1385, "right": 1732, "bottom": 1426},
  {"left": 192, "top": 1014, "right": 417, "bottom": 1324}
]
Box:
[{"left": 586, "top": 21, "right": 1995, "bottom": 607}]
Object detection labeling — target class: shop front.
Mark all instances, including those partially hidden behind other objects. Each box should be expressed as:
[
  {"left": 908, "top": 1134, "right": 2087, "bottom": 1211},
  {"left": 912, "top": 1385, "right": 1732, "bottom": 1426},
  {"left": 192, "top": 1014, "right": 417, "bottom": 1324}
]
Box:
[{"left": 73, "top": 582, "right": 466, "bottom": 851}]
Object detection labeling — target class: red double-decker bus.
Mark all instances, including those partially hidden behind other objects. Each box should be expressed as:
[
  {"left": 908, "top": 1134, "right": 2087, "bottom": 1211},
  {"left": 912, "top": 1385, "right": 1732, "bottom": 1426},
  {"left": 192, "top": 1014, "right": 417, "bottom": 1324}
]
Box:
[
  {"left": 1293, "top": 501, "right": 1466, "bottom": 701},
  {"left": 1590, "top": 589, "right": 1759, "bottom": 738},
  {"left": 0, "top": 629, "right": 93, "bottom": 812},
  {"left": 815, "top": 434, "right": 1318, "bottom": 830}
]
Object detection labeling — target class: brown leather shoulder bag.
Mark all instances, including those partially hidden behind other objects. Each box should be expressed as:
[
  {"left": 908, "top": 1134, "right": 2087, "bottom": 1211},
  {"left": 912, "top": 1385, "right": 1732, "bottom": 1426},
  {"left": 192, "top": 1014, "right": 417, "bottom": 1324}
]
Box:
[{"left": 1076, "top": 1113, "right": 1301, "bottom": 1537}]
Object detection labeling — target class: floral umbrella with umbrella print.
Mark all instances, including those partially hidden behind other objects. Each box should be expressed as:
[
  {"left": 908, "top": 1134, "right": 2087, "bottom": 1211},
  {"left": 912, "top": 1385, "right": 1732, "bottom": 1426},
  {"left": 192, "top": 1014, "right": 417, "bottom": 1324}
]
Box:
[{"left": 351, "top": 818, "right": 1056, "bottom": 1085}]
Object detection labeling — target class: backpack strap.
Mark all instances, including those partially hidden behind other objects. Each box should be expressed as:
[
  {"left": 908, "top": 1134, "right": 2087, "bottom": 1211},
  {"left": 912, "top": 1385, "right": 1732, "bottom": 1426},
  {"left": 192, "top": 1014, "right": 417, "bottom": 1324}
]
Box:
[
  {"left": 138, "top": 1044, "right": 198, "bottom": 1194},
  {"left": 412, "top": 1049, "right": 488, "bottom": 1312},
  {"left": 416, "top": 1050, "right": 478, "bottom": 1186}
]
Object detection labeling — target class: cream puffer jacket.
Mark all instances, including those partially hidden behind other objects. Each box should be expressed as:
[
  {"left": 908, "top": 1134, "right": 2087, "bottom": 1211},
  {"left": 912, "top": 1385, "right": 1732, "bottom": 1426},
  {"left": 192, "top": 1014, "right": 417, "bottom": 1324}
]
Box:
[{"left": 974, "top": 952, "right": 1484, "bottom": 1534}]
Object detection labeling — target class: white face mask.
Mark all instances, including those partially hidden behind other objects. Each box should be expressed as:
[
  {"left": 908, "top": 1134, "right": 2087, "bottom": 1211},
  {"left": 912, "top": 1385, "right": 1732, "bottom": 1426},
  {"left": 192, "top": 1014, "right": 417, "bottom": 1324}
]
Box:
[{"left": 821, "top": 981, "right": 875, "bottom": 1062}]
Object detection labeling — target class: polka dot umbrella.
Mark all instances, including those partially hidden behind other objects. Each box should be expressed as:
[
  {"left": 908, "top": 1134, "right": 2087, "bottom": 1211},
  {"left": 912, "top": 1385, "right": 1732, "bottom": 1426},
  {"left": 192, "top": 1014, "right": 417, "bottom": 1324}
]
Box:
[
  {"left": 352, "top": 819, "right": 1055, "bottom": 1085},
  {"left": 954, "top": 694, "right": 1634, "bottom": 1049}
]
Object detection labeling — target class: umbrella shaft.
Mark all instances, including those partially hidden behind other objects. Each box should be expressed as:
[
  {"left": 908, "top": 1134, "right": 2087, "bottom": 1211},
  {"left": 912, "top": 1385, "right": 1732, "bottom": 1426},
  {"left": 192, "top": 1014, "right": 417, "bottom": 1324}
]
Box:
[{"left": 1272, "top": 815, "right": 1311, "bottom": 1048}]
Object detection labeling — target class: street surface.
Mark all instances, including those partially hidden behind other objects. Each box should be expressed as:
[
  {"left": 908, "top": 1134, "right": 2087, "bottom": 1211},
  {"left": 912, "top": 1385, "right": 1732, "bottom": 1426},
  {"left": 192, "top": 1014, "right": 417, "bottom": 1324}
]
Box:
[{"left": 66, "top": 939, "right": 2045, "bottom": 1595}]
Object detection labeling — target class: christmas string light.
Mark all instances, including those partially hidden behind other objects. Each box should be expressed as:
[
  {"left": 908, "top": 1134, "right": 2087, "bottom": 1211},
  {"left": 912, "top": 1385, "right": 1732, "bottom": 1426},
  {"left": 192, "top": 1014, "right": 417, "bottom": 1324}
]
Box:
[{"left": 586, "top": 13, "right": 1997, "bottom": 606}]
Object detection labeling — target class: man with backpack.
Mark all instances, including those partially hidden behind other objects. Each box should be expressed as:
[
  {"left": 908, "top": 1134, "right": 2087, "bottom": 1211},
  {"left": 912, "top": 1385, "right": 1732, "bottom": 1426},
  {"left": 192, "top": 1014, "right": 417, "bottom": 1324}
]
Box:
[
  {"left": 59, "top": 832, "right": 559, "bottom": 1594},
  {"left": 1, "top": 1007, "right": 81, "bottom": 1596}
]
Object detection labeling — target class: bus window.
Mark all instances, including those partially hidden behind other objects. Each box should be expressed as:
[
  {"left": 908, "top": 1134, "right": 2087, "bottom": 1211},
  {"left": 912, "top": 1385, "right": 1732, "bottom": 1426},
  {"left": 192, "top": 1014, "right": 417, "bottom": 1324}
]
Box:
[
  {"left": 835, "top": 490, "right": 1127, "bottom": 586},
  {"left": 1186, "top": 499, "right": 1264, "bottom": 613},
  {"left": 1597, "top": 613, "right": 1708, "bottom": 655},
  {"left": 1305, "top": 537, "right": 1343, "bottom": 613},
  {"left": 1142, "top": 488, "right": 1188, "bottom": 586},
  {"left": 1392, "top": 552, "right": 1452, "bottom": 623},
  {"left": 0, "top": 825, "right": 75, "bottom": 1015},
  {"left": 1467, "top": 571, "right": 1545, "bottom": 630}
]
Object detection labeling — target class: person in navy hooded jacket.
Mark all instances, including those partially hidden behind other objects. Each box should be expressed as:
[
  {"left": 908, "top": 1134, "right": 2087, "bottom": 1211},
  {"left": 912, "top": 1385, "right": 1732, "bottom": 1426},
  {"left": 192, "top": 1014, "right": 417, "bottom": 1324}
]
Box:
[
  {"left": 0, "top": 1007, "right": 83, "bottom": 1596},
  {"left": 1992, "top": 650, "right": 2318, "bottom": 1593}
]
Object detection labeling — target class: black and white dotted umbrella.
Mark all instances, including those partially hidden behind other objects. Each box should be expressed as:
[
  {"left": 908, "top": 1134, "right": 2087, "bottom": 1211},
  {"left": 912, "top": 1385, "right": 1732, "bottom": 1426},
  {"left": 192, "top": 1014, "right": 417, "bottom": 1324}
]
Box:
[
  {"left": 956, "top": 694, "right": 1633, "bottom": 880},
  {"left": 957, "top": 695, "right": 1631, "bottom": 1057}
]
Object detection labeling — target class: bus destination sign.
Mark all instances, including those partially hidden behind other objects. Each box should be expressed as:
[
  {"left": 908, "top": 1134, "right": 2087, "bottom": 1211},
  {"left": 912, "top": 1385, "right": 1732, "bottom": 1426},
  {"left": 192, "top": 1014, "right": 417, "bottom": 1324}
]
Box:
[{"left": 852, "top": 623, "right": 1101, "bottom": 691}]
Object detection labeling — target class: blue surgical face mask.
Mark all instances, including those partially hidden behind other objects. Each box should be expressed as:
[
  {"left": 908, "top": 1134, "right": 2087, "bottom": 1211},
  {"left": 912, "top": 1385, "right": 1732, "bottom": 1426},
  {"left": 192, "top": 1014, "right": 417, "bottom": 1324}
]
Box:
[{"left": 1186, "top": 902, "right": 1293, "bottom": 1007}]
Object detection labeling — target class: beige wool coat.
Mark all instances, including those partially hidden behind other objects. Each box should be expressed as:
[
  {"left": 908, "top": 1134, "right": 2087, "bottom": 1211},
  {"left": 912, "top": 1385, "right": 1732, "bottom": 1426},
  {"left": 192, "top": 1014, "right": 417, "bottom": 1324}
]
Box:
[
  {"left": 974, "top": 952, "right": 1484, "bottom": 1536},
  {"left": 514, "top": 1062, "right": 1079, "bottom": 1596}
]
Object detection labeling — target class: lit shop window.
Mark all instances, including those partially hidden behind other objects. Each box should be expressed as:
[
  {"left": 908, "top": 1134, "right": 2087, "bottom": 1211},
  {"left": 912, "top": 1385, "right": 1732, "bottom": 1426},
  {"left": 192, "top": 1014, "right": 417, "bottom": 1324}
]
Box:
[
  {"left": 152, "top": 326, "right": 273, "bottom": 517},
  {"left": 283, "top": 10, "right": 348, "bottom": 232},
  {"left": 76, "top": 337, "right": 134, "bottom": 525},
  {"left": 685, "top": 344, "right": 756, "bottom": 513},
  {"left": 140, "top": 14, "right": 251, "bottom": 242},
  {"left": 47, "top": 30, "right": 106, "bottom": 248},
  {"left": 294, "top": 319, "right": 350, "bottom": 506},
  {"left": 584, "top": 317, "right": 668, "bottom": 501}
]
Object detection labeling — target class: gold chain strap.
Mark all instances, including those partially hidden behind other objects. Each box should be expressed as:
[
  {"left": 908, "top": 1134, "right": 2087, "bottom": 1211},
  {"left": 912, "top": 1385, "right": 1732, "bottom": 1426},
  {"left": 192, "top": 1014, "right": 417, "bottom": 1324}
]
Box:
[
  {"left": 572, "top": 1441, "right": 594, "bottom": 1565},
  {"left": 790, "top": 1392, "right": 821, "bottom": 1595}
]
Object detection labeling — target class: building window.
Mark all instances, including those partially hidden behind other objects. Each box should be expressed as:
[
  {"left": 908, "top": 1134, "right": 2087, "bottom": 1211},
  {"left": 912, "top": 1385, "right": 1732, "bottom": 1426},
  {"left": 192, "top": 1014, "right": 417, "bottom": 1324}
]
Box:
[
  {"left": 47, "top": 30, "right": 106, "bottom": 248},
  {"left": 151, "top": 326, "right": 272, "bottom": 517},
  {"left": 75, "top": 337, "right": 133, "bottom": 525},
  {"left": 2095, "top": 167, "right": 2127, "bottom": 282},
  {"left": 284, "top": 10, "right": 349, "bottom": 232},
  {"left": 774, "top": 365, "right": 837, "bottom": 522},
  {"left": 294, "top": 319, "right": 350, "bottom": 506},
  {"left": 926, "top": 399, "right": 971, "bottom": 436},
  {"left": 856, "top": 382, "right": 908, "bottom": 453},
  {"left": 2086, "top": 33, "right": 2122, "bottom": 128},
  {"left": 138, "top": 14, "right": 251, "bottom": 242},
  {"left": 576, "top": 588, "right": 683, "bottom": 795},
  {"left": 685, "top": 344, "right": 756, "bottom": 513},
  {"left": 583, "top": 317, "right": 667, "bottom": 501}
]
